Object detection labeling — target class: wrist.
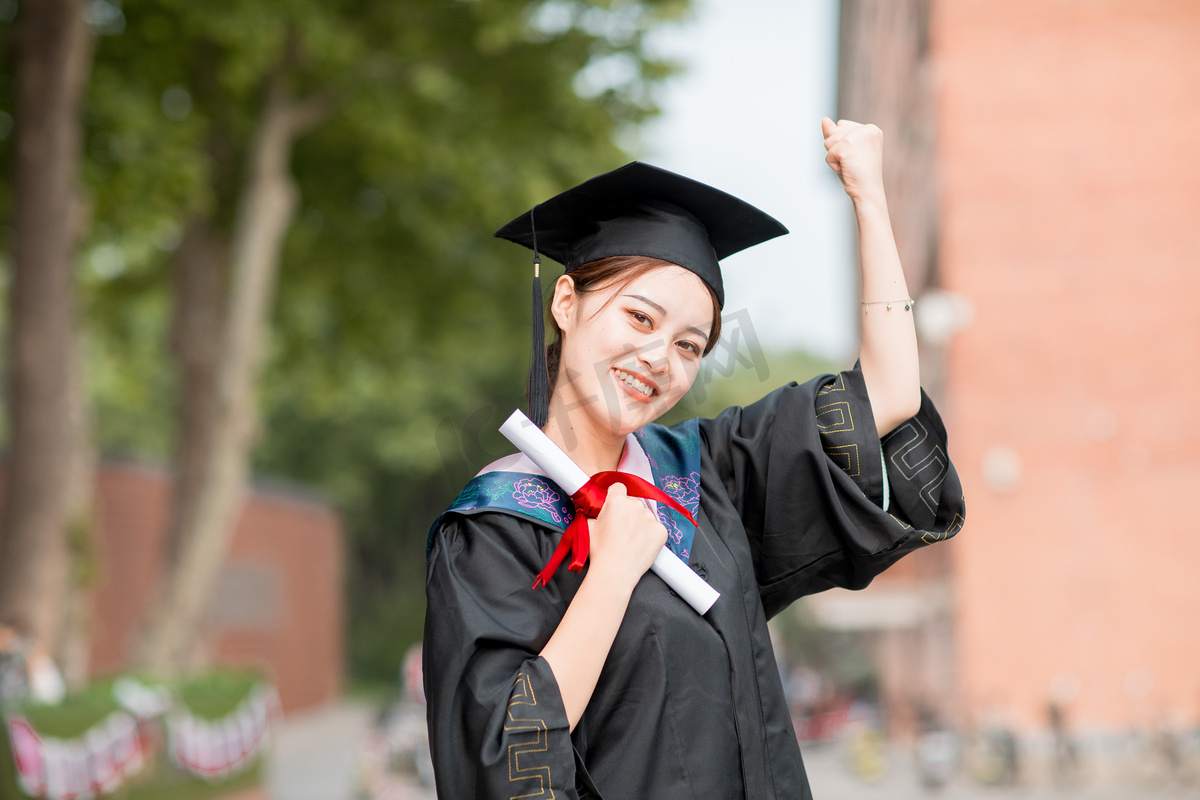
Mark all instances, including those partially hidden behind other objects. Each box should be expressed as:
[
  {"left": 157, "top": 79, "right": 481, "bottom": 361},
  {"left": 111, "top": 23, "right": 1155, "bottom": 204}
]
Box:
[
  {"left": 581, "top": 561, "right": 639, "bottom": 601},
  {"left": 849, "top": 185, "right": 888, "bottom": 212}
]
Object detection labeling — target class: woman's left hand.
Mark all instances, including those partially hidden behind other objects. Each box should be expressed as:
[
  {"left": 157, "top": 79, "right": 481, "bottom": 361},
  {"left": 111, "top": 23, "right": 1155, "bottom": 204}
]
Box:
[{"left": 821, "top": 117, "right": 885, "bottom": 204}]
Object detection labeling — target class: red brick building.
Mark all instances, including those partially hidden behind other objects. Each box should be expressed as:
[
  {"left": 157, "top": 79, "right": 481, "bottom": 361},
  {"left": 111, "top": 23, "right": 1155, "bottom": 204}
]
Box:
[
  {"left": 86, "top": 460, "right": 344, "bottom": 713},
  {"left": 938, "top": 0, "right": 1200, "bottom": 732},
  {"left": 811, "top": 0, "right": 1200, "bottom": 738}
]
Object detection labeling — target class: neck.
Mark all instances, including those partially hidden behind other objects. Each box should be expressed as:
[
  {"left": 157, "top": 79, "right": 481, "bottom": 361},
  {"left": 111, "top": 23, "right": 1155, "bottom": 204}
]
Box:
[{"left": 542, "top": 397, "right": 626, "bottom": 477}]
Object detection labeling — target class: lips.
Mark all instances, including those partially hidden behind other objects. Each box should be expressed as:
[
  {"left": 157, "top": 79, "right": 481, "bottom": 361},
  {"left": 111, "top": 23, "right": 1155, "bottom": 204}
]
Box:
[{"left": 612, "top": 367, "right": 658, "bottom": 400}]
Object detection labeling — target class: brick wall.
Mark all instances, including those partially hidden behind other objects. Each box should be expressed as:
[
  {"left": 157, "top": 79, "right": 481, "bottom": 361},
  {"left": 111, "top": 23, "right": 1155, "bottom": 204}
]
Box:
[
  {"left": 933, "top": 0, "right": 1200, "bottom": 730},
  {"left": 85, "top": 460, "right": 344, "bottom": 713}
]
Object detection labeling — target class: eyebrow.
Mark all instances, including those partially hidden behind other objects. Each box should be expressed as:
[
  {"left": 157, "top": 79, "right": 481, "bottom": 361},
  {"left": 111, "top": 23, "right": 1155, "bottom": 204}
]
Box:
[{"left": 623, "top": 293, "right": 711, "bottom": 343}]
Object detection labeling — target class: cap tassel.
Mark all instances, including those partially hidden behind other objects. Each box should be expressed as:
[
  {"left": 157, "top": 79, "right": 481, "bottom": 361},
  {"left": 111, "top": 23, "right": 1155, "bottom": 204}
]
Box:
[{"left": 528, "top": 209, "right": 549, "bottom": 428}]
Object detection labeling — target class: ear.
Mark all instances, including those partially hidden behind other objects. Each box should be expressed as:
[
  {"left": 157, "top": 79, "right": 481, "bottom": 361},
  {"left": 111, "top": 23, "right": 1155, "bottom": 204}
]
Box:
[{"left": 549, "top": 274, "right": 578, "bottom": 331}]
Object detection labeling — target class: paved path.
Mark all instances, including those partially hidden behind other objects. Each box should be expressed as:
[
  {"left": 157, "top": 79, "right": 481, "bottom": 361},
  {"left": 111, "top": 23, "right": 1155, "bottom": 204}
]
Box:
[
  {"left": 266, "top": 702, "right": 1194, "bottom": 800},
  {"left": 267, "top": 701, "right": 435, "bottom": 800},
  {"left": 802, "top": 740, "right": 1197, "bottom": 800},
  {"left": 268, "top": 701, "right": 371, "bottom": 800}
]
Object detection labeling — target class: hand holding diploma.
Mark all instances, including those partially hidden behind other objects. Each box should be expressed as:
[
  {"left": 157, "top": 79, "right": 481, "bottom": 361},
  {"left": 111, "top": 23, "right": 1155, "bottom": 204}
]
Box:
[{"left": 500, "top": 410, "right": 720, "bottom": 615}]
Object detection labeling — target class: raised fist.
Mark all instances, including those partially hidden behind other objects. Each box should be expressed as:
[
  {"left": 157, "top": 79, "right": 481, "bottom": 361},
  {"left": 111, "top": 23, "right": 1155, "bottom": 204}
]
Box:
[{"left": 821, "top": 117, "right": 885, "bottom": 203}]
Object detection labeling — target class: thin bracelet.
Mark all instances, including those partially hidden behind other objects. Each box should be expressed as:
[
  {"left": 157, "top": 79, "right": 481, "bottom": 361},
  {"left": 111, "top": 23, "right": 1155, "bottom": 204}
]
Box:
[{"left": 861, "top": 297, "right": 914, "bottom": 313}]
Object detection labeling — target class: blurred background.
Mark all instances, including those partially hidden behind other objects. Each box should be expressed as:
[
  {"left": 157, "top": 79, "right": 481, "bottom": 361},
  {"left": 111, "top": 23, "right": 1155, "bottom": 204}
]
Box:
[{"left": 0, "top": 0, "right": 1197, "bottom": 798}]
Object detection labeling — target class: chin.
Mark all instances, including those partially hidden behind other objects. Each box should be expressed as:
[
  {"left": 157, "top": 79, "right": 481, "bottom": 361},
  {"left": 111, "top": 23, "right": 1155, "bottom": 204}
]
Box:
[{"left": 622, "top": 398, "right": 680, "bottom": 433}]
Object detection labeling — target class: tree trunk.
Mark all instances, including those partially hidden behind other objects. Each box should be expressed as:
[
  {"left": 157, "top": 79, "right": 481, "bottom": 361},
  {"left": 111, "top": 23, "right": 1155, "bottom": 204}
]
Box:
[
  {"left": 167, "top": 215, "right": 230, "bottom": 574},
  {"left": 57, "top": 353, "right": 98, "bottom": 689},
  {"left": 134, "top": 78, "right": 328, "bottom": 676},
  {"left": 0, "top": 0, "right": 94, "bottom": 660}
]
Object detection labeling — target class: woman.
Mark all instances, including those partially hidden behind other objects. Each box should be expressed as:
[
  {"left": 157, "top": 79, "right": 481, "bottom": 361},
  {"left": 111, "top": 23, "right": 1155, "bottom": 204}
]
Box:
[{"left": 424, "top": 119, "right": 965, "bottom": 799}]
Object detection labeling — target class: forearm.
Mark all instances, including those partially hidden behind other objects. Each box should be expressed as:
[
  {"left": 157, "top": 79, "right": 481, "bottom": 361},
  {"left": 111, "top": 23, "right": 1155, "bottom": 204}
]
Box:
[
  {"left": 854, "top": 190, "right": 921, "bottom": 436},
  {"left": 540, "top": 570, "right": 632, "bottom": 731}
]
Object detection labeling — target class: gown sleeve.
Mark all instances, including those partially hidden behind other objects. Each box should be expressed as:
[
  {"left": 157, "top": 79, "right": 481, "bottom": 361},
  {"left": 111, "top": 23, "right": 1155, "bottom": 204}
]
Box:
[
  {"left": 424, "top": 511, "right": 584, "bottom": 799},
  {"left": 698, "top": 364, "right": 966, "bottom": 618}
]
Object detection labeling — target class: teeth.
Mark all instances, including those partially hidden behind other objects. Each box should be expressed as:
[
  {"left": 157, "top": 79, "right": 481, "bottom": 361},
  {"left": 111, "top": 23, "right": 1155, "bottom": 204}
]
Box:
[{"left": 616, "top": 369, "right": 654, "bottom": 397}]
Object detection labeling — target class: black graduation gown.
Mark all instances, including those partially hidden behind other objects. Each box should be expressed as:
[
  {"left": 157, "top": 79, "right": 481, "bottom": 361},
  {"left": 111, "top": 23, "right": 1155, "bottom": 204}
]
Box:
[{"left": 424, "top": 366, "right": 965, "bottom": 799}]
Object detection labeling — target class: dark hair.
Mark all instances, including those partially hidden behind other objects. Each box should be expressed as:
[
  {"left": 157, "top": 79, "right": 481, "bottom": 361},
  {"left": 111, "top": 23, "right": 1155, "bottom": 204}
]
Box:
[{"left": 542, "top": 256, "right": 723, "bottom": 398}]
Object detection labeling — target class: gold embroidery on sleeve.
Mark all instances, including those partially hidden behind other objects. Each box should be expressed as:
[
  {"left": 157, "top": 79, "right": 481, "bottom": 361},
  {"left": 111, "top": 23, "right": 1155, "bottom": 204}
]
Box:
[
  {"left": 817, "top": 373, "right": 847, "bottom": 395},
  {"left": 921, "top": 512, "right": 965, "bottom": 544},
  {"left": 885, "top": 418, "right": 948, "bottom": 515},
  {"left": 504, "top": 671, "right": 555, "bottom": 800},
  {"left": 823, "top": 443, "right": 861, "bottom": 477},
  {"left": 816, "top": 401, "right": 855, "bottom": 434}
]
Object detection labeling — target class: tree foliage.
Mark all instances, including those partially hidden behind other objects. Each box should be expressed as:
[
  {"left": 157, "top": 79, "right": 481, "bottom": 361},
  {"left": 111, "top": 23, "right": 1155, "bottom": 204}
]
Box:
[
  {"left": 80, "top": 0, "right": 688, "bottom": 452},
  {"left": 4, "top": 0, "right": 691, "bottom": 680}
]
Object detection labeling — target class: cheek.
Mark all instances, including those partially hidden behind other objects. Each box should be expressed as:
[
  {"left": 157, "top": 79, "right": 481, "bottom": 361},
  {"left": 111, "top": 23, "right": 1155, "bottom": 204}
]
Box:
[
  {"left": 664, "top": 354, "right": 702, "bottom": 400},
  {"left": 561, "top": 323, "right": 623, "bottom": 384}
]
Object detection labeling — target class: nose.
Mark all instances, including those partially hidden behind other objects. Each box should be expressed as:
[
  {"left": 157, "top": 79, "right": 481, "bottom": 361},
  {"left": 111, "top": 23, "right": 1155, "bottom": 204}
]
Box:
[{"left": 630, "top": 334, "right": 672, "bottom": 380}]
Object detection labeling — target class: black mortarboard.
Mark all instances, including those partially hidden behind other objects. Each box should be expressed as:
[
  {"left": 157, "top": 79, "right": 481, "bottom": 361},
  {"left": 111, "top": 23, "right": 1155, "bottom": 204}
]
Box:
[{"left": 495, "top": 161, "right": 788, "bottom": 426}]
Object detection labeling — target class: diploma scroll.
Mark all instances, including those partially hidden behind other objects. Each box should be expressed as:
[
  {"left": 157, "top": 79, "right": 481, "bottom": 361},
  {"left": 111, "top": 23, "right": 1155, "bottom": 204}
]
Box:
[{"left": 500, "top": 409, "right": 720, "bottom": 615}]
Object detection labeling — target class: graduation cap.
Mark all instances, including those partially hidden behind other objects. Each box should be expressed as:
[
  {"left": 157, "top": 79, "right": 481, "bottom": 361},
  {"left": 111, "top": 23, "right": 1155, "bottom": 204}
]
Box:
[{"left": 495, "top": 161, "right": 788, "bottom": 427}]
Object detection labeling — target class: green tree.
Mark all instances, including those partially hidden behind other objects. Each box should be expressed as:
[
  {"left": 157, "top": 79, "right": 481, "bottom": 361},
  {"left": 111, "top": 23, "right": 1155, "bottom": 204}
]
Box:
[{"left": 72, "top": 0, "right": 689, "bottom": 676}]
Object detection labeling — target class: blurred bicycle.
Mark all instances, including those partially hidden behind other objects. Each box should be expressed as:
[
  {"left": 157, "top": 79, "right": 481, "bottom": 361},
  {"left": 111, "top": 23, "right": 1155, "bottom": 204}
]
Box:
[
  {"left": 844, "top": 720, "right": 888, "bottom": 783},
  {"left": 965, "top": 723, "right": 1019, "bottom": 786}
]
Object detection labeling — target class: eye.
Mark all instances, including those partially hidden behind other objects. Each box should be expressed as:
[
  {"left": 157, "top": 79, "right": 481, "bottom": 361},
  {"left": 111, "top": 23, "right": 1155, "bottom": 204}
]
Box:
[
  {"left": 628, "top": 310, "right": 652, "bottom": 327},
  {"left": 676, "top": 340, "right": 701, "bottom": 356}
]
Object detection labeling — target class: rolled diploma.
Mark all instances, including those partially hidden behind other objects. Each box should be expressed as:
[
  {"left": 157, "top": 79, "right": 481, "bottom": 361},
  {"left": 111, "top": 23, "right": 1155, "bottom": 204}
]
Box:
[{"left": 500, "top": 409, "right": 720, "bottom": 615}]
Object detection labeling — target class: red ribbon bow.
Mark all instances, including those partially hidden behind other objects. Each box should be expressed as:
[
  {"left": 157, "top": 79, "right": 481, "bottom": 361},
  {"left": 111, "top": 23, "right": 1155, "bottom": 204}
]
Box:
[{"left": 532, "top": 471, "right": 698, "bottom": 590}]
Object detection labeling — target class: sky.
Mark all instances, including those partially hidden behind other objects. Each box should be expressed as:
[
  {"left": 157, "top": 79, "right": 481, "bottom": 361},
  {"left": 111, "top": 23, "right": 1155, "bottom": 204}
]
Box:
[{"left": 639, "top": 0, "right": 857, "bottom": 360}]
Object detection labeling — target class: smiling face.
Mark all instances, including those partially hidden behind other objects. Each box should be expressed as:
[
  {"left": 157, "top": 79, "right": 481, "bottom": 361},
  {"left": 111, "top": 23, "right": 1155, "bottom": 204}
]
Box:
[{"left": 548, "top": 261, "right": 717, "bottom": 442}]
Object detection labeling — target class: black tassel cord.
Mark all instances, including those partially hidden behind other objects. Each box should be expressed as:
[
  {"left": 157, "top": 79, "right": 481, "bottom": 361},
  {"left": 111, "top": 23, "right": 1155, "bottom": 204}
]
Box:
[{"left": 528, "top": 207, "right": 550, "bottom": 428}]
